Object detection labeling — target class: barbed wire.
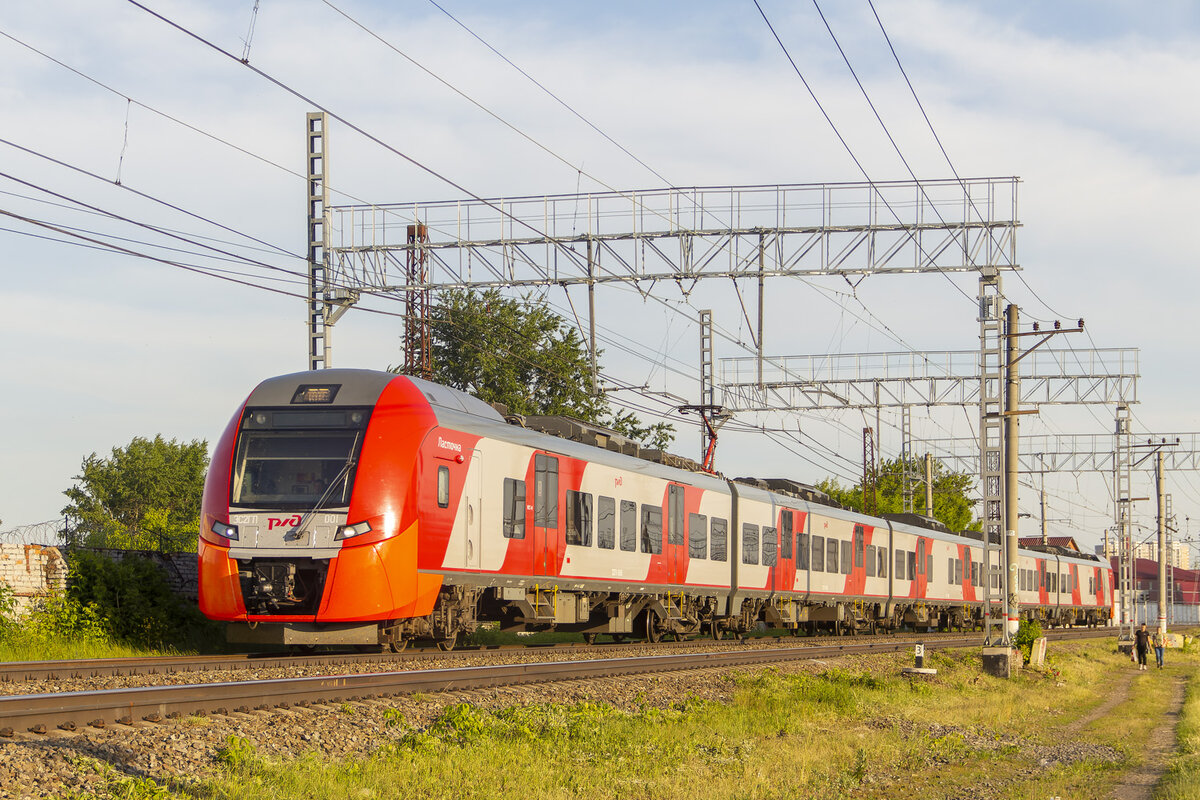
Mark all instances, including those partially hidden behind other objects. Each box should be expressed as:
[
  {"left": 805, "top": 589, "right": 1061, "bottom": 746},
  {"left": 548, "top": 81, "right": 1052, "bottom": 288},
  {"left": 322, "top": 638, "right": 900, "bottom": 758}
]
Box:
[{"left": 0, "top": 518, "right": 66, "bottom": 546}]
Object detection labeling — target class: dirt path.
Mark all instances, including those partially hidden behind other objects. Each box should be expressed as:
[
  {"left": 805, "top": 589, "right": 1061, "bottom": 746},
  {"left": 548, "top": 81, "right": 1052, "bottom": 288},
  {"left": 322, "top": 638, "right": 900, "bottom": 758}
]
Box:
[
  {"left": 1066, "top": 668, "right": 1134, "bottom": 736},
  {"left": 1108, "top": 673, "right": 1187, "bottom": 800}
]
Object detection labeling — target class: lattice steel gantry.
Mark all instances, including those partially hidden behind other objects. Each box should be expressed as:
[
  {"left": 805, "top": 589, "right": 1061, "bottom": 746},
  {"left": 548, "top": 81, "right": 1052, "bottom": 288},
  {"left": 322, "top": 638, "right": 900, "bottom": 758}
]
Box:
[{"left": 322, "top": 177, "right": 1021, "bottom": 388}]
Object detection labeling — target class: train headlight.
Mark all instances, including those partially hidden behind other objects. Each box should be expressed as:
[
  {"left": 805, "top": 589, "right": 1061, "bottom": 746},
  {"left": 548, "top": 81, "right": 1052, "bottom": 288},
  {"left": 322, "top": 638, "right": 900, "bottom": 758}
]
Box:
[
  {"left": 211, "top": 520, "right": 239, "bottom": 541},
  {"left": 335, "top": 521, "right": 372, "bottom": 540}
]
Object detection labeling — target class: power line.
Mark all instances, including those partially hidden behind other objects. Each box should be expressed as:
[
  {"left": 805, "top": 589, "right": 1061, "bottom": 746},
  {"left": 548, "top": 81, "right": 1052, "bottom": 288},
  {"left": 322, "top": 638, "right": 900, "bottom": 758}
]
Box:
[
  {"left": 423, "top": 0, "right": 674, "bottom": 189},
  {"left": 0, "top": 136, "right": 305, "bottom": 262}
]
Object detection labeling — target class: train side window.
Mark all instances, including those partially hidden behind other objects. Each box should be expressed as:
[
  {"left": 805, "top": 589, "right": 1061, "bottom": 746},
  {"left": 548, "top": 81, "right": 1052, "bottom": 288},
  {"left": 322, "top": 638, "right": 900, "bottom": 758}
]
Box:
[
  {"left": 688, "top": 513, "right": 708, "bottom": 559},
  {"left": 954, "top": 559, "right": 962, "bottom": 585},
  {"left": 797, "top": 532, "right": 810, "bottom": 569},
  {"left": 917, "top": 540, "right": 926, "bottom": 574},
  {"left": 907, "top": 551, "right": 917, "bottom": 581},
  {"left": 781, "top": 513, "right": 793, "bottom": 560},
  {"left": 878, "top": 547, "right": 887, "bottom": 578},
  {"left": 895, "top": 548, "right": 905, "bottom": 579},
  {"left": 667, "top": 485, "right": 685, "bottom": 547},
  {"left": 619, "top": 500, "right": 637, "bottom": 551},
  {"left": 710, "top": 518, "right": 728, "bottom": 562},
  {"left": 437, "top": 466, "right": 450, "bottom": 508},
  {"left": 854, "top": 525, "right": 865, "bottom": 568},
  {"left": 762, "top": 526, "right": 777, "bottom": 567},
  {"left": 811, "top": 535, "right": 825, "bottom": 571},
  {"left": 927, "top": 554, "right": 934, "bottom": 580},
  {"left": 840, "top": 540, "right": 851, "bottom": 575},
  {"left": 742, "top": 523, "right": 760, "bottom": 565},
  {"left": 597, "top": 496, "right": 615, "bottom": 549},
  {"left": 565, "top": 490, "right": 593, "bottom": 546},
  {"left": 640, "top": 505, "right": 663, "bottom": 555},
  {"left": 826, "top": 538, "right": 839, "bottom": 574},
  {"left": 865, "top": 545, "right": 876, "bottom": 577},
  {"left": 502, "top": 478, "right": 526, "bottom": 539},
  {"left": 948, "top": 558, "right": 956, "bottom": 585}
]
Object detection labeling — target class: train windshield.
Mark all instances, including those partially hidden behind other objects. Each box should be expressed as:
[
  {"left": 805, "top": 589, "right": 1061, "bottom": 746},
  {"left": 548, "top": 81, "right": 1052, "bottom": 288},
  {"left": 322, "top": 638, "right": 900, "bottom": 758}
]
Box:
[{"left": 229, "top": 407, "right": 372, "bottom": 509}]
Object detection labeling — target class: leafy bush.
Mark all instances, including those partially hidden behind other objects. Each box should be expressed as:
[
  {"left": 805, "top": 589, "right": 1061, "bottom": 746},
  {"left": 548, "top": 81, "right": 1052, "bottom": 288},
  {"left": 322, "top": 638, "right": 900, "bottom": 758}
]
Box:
[
  {"left": 1013, "top": 619, "right": 1044, "bottom": 663},
  {"left": 66, "top": 550, "right": 221, "bottom": 650}
]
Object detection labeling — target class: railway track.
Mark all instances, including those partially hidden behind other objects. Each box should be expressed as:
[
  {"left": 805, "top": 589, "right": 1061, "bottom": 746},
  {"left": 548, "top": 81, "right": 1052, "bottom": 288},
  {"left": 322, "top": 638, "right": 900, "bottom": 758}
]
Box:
[
  {"left": 0, "top": 627, "right": 1115, "bottom": 738},
  {"left": 0, "top": 626, "right": 1081, "bottom": 684},
  {"left": 0, "top": 630, "right": 967, "bottom": 683}
]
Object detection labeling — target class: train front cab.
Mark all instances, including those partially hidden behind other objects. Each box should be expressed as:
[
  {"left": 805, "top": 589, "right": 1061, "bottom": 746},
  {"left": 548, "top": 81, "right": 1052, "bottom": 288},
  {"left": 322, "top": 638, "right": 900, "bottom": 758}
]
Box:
[{"left": 199, "top": 371, "right": 441, "bottom": 647}]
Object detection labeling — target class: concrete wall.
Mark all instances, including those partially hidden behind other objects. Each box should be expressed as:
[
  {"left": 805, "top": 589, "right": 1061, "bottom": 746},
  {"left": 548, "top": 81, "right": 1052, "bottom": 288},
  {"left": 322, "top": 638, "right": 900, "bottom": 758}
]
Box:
[
  {"left": 80, "top": 548, "right": 199, "bottom": 602},
  {"left": 0, "top": 544, "right": 69, "bottom": 616}
]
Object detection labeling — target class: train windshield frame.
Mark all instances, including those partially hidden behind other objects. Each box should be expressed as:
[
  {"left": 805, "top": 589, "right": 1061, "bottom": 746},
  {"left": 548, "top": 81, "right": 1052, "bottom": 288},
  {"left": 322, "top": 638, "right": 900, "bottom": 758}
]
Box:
[{"left": 229, "top": 407, "right": 372, "bottom": 509}]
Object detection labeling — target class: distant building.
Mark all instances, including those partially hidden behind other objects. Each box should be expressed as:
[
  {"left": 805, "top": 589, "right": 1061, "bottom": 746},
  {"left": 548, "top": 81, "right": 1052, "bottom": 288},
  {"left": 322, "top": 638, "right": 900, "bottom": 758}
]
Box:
[
  {"left": 1171, "top": 544, "right": 1192, "bottom": 570},
  {"left": 1018, "top": 536, "right": 1081, "bottom": 552}
]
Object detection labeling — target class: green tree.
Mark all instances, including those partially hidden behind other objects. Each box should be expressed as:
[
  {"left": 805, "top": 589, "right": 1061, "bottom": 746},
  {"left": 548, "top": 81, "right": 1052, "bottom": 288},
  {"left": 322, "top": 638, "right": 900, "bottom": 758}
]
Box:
[
  {"left": 815, "top": 456, "right": 978, "bottom": 532},
  {"left": 61, "top": 435, "right": 208, "bottom": 552},
  {"left": 405, "top": 288, "right": 674, "bottom": 449}
]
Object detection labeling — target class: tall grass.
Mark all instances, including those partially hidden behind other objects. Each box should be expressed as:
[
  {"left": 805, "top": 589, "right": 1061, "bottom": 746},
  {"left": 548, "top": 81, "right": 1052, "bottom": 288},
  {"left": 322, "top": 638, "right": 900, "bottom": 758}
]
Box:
[{"left": 0, "top": 584, "right": 174, "bottom": 661}]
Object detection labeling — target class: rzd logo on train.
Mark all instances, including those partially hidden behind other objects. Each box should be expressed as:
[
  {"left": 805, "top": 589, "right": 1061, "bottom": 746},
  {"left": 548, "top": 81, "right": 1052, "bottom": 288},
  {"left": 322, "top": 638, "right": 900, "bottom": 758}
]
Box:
[{"left": 268, "top": 515, "right": 303, "bottom": 530}]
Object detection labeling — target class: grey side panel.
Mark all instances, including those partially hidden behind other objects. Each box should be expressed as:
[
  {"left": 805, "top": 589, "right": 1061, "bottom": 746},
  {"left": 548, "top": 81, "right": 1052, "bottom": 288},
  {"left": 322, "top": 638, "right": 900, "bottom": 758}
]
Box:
[
  {"left": 887, "top": 519, "right": 895, "bottom": 615},
  {"left": 726, "top": 480, "right": 741, "bottom": 615}
]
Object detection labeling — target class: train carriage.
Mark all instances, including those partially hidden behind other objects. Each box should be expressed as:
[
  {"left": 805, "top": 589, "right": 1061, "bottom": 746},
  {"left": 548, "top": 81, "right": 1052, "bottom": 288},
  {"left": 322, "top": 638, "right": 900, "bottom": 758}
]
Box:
[{"left": 199, "top": 369, "right": 1114, "bottom": 649}]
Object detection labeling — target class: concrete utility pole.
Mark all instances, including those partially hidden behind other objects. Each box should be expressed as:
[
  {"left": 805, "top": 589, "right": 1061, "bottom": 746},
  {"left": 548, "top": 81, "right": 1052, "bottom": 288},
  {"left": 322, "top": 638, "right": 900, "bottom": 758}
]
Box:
[
  {"left": 1040, "top": 491, "right": 1048, "bottom": 545},
  {"left": 924, "top": 453, "right": 934, "bottom": 516},
  {"left": 1004, "top": 304, "right": 1021, "bottom": 637},
  {"left": 996, "top": 306, "right": 1086, "bottom": 649},
  {"left": 1157, "top": 452, "right": 1167, "bottom": 637}
]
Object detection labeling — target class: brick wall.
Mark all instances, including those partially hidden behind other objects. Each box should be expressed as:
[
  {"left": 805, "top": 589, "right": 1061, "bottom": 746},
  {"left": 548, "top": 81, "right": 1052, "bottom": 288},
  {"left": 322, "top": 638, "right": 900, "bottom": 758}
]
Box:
[
  {"left": 0, "top": 544, "right": 69, "bottom": 616},
  {"left": 0, "top": 545, "right": 198, "bottom": 618}
]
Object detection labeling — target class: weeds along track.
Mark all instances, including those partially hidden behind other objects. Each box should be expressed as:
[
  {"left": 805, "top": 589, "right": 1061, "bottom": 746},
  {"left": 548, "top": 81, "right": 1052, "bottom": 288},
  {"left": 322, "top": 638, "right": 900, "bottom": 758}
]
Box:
[{"left": 0, "top": 627, "right": 1114, "bottom": 739}]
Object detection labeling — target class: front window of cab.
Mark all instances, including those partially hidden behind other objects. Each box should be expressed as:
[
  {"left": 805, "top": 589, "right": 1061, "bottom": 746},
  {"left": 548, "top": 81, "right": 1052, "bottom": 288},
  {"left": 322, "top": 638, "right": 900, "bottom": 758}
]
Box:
[{"left": 229, "top": 407, "right": 371, "bottom": 509}]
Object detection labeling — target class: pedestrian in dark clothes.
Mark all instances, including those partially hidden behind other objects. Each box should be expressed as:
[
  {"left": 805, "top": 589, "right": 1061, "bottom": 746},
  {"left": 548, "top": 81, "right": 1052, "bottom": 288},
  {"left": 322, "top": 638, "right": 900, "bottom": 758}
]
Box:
[{"left": 1134, "top": 623, "right": 1151, "bottom": 671}]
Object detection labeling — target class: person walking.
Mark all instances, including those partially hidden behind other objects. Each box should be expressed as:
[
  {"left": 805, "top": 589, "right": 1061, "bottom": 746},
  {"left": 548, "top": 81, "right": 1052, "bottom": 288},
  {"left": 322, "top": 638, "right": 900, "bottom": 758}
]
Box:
[
  {"left": 1134, "top": 623, "right": 1151, "bottom": 671},
  {"left": 1152, "top": 628, "right": 1166, "bottom": 669}
]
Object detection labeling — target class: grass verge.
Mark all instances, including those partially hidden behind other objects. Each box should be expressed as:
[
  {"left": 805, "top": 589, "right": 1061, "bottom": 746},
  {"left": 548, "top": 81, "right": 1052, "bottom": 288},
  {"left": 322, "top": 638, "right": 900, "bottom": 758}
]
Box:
[{"left": 55, "top": 637, "right": 1200, "bottom": 800}]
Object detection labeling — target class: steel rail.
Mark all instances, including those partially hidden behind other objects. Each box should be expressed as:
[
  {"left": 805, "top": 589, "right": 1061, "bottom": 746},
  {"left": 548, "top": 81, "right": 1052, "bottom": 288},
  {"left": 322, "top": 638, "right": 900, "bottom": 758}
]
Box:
[
  {"left": 0, "top": 628, "right": 1118, "bottom": 738},
  {"left": 0, "top": 630, "right": 982, "bottom": 683}
]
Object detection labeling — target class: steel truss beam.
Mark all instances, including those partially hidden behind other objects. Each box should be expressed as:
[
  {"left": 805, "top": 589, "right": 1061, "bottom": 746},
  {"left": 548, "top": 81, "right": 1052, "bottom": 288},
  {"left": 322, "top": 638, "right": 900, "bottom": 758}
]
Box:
[
  {"left": 925, "top": 432, "right": 1200, "bottom": 475},
  {"left": 325, "top": 178, "right": 1020, "bottom": 293},
  {"left": 717, "top": 348, "right": 1138, "bottom": 411}
]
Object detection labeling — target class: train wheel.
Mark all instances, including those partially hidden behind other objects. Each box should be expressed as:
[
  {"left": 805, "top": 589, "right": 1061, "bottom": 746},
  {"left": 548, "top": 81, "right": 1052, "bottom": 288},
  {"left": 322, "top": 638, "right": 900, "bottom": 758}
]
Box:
[
  {"left": 388, "top": 639, "right": 409, "bottom": 653},
  {"left": 437, "top": 633, "right": 458, "bottom": 651},
  {"left": 645, "top": 614, "right": 663, "bottom": 643},
  {"left": 710, "top": 620, "right": 724, "bottom": 641},
  {"left": 583, "top": 633, "right": 598, "bottom": 645}
]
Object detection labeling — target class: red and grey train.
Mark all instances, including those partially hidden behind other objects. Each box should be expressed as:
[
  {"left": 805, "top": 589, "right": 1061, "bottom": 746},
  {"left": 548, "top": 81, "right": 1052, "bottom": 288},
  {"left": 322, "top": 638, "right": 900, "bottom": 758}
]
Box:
[{"left": 198, "top": 369, "right": 1115, "bottom": 649}]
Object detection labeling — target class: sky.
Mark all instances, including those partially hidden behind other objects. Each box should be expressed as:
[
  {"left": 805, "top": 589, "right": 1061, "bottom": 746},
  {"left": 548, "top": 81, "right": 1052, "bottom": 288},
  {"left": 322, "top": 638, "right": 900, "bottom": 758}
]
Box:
[{"left": 2, "top": 0, "right": 1199, "bottom": 557}]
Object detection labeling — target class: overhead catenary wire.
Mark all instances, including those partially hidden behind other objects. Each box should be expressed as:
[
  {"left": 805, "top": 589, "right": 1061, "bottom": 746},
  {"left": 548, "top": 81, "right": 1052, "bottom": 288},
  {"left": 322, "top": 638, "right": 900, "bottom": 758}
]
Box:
[{"left": 9, "top": 4, "right": 1036, "bottom": 501}]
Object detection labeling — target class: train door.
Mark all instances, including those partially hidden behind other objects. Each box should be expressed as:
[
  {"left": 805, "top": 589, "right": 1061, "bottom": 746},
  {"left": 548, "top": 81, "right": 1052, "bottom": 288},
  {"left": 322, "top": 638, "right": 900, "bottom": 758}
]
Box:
[
  {"left": 667, "top": 484, "right": 685, "bottom": 586},
  {"left": 773, "top": 509, "right": 794, "bottom": 593},
  {"left": 465, "top": 450, "right": 481, "bottom": 570},
  {"left": 533, "top": 454, "right": 559, "bottom": 576}
]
